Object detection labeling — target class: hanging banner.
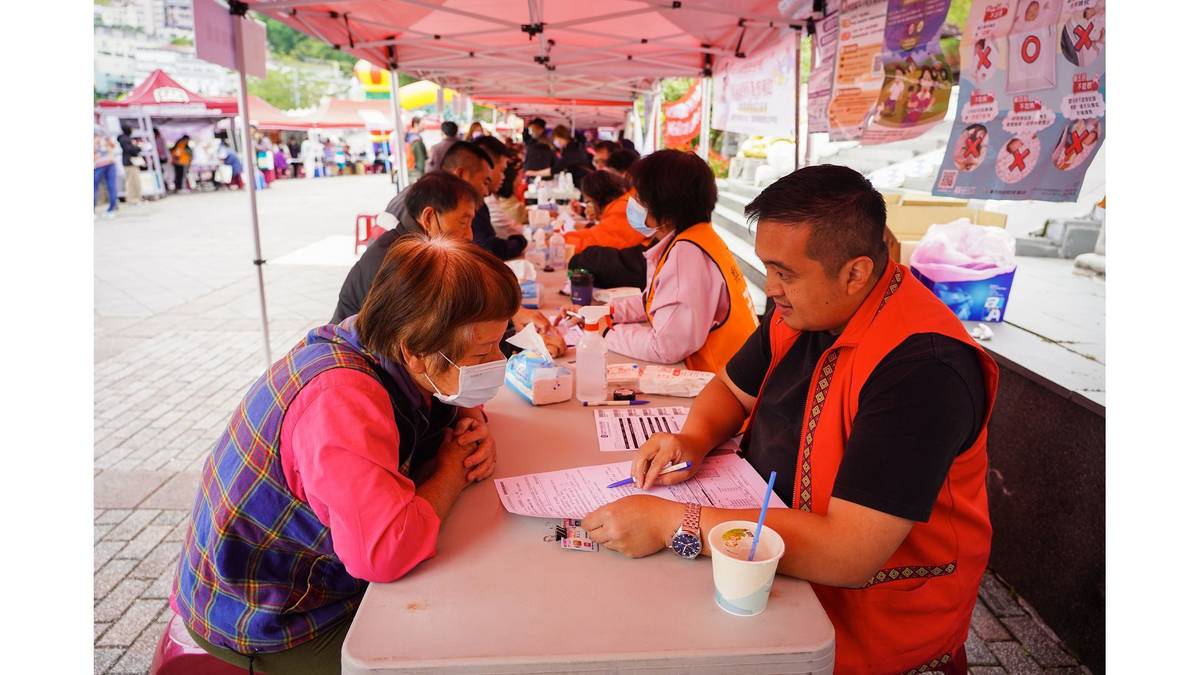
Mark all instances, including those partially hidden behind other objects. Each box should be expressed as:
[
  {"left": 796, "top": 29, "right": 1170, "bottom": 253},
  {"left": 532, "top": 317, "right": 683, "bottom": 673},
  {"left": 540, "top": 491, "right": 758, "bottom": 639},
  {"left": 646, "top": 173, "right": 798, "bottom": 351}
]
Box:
[
  {"left": 808, "top": 10, "right": 841, "bottom": 134},
  {"left": 932, "top": 0, "right": 1105, "bottom": 201},
  {"left": 662, "top": 80, "right": 704, "bottom": 149},
  {"left": 712, "top": 30, "right": 798, "bottom": 137},
  {"left": 827, "top": 0, "right": 888, "bottom": 141},
  {"left": 859, "top": 0, "right": 953, "bottom": 145}
]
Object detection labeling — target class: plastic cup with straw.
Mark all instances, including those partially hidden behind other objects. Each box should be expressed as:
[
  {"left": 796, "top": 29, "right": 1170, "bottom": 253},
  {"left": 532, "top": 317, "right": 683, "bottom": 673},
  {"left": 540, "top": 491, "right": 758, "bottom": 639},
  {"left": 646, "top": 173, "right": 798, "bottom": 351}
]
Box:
[
  {"left": 708, "top": 470, "right": 785, "bottom": 616},
  {"left": 748, "top": 471, "right": 777, "bottom": 561}
]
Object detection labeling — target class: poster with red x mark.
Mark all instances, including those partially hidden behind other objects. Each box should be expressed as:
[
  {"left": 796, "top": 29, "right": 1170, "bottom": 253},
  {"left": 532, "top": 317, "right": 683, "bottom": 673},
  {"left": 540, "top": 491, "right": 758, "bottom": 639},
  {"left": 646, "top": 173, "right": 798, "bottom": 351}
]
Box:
[{"left": 933, "top": 0, "right": 1105, "bottom": 202}]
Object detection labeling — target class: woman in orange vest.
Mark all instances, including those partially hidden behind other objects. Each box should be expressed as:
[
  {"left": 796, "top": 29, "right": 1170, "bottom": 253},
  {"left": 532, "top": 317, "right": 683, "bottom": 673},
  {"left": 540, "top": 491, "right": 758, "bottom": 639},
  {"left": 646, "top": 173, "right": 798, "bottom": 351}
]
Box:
[
  {"left": 562, "top": 170, "right": 644, "bottom": 254},
  {"left": 561, "top": 149, "right": 758, "bottom": 372},
  {"left": 581, "top": 165, "right": 996, "bottom": 674}
]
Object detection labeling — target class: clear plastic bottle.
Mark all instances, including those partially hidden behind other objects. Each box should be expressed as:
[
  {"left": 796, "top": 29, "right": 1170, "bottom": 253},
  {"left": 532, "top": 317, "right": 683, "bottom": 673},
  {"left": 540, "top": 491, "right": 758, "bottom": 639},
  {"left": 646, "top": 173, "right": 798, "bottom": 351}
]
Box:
[
  {"left": 574, "top": 306, "right": 610, "bottom": 403},
  {"left": 548, "top": 230, "right": 566, "bottom": 269}
]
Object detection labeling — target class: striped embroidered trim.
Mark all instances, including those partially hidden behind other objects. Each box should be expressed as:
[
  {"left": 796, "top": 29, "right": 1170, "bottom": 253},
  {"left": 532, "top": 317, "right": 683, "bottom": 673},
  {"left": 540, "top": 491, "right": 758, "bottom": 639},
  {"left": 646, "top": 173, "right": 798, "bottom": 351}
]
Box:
[
  {"left": 874, "top": 267, "right": 904, "bottom": 318},
  {"left": 795, "top": 348, "right": 840, "bottom": 511},
  {"left": 903, "top": 651, "right": 953, "bottom": 674},
  {"left": 863, "top": 561, "right": 958, "bottom": 588}
]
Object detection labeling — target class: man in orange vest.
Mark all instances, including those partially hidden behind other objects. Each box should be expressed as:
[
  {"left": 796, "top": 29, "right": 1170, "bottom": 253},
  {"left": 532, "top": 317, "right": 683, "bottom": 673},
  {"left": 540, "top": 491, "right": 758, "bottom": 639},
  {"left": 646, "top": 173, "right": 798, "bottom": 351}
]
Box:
[{"left": 582, "top": 165, "right": 997, "bottom": 674}]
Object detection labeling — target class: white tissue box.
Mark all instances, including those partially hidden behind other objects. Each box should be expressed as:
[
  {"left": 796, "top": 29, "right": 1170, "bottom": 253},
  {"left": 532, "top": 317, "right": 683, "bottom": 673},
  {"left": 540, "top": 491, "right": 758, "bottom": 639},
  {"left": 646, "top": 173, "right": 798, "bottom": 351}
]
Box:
[
  {"left": 505, "top": 351, "right": 573, "bottom": 405},
  {"left": 638, "top": 366, "right": 715, "bottom": 398},
  {"left": 594, "top": 287, "right": 642, "bottom": 304},
  {"left": 606, "top": 363, "right": 641, "bottom": 387}
]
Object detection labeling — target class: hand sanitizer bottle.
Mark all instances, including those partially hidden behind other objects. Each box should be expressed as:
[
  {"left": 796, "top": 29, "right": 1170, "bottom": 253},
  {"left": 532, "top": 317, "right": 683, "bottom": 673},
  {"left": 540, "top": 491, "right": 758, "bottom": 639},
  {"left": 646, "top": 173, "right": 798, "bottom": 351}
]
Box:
[{"left": 574, "top": 306, "right": 610, "bottom": 404}]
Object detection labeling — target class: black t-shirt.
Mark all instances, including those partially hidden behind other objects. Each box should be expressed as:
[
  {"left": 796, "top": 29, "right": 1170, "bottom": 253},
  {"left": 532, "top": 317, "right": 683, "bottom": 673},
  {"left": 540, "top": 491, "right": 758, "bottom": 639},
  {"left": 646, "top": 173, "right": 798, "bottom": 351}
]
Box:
[{"left": 726, "top": 302, "right": 988, "bottom": 522}]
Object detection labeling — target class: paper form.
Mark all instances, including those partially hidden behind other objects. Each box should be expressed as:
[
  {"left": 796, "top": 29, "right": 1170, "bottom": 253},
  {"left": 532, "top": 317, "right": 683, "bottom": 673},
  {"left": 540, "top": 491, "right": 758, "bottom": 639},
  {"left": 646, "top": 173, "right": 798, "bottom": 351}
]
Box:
[
  {"left": 593, "top": 406, "right": 690, "bottom": 452},
  {"left": 494, "top": 453, "right": 787, "bottom": 519}
]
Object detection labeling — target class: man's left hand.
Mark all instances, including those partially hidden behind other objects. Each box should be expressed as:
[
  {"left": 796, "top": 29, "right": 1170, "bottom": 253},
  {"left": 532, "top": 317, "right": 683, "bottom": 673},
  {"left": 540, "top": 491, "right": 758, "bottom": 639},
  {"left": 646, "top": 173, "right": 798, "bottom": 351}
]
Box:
[{"left": 582, "top": 495, "right": 683, "bottom": 558}]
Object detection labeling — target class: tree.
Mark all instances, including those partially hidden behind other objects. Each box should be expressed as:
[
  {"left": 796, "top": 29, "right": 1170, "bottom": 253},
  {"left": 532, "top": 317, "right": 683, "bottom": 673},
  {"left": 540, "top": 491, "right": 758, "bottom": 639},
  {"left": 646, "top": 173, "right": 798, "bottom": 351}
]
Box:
[{"left": 249, "top": 68, "right": 323, "bottom": 110}]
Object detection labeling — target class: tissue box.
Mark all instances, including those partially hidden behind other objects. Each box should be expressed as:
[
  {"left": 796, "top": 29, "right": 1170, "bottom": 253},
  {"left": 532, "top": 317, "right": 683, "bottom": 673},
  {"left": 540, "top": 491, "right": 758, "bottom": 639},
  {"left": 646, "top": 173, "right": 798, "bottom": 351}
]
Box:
[
  {"left": 504, "top": 259, "right": 541, "bottom": 309},
  {"left": 505, "top": 351, "right": 573, "bottom": 405},
  {"left": 911, "top": 267, "right": 1016, "bottom": 323},
  {"left": 606, "top": 363, "right": 641, "bottom": 387}
]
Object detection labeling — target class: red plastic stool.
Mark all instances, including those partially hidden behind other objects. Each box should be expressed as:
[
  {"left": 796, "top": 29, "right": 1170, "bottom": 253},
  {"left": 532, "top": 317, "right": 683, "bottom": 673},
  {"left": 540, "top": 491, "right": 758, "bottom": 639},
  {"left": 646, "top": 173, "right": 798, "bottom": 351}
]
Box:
[
  {"left": 355, "top": 213, "right": 385, "bottom": 254},
  {"left": 150, "top": 613, "right": 248, "bottom": 675}
]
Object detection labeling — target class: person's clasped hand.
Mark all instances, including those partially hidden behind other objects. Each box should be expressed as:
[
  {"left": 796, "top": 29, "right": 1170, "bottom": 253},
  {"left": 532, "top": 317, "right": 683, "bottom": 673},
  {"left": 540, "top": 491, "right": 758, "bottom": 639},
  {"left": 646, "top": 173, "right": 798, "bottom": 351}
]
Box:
[{"left": 452, "top": 417, "right": 498, "bottom": 482}]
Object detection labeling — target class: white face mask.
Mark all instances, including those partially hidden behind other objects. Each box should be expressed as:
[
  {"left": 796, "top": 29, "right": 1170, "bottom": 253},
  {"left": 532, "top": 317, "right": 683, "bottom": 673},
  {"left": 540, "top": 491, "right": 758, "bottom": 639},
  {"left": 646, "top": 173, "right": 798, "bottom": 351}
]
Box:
[{"left": 425, "top": 352, "right": 507, "bottom": 408}]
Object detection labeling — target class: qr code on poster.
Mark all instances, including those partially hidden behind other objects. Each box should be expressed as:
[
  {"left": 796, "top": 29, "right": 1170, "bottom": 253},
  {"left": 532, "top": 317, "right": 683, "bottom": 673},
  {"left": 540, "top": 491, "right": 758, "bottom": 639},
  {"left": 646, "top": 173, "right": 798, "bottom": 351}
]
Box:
[{"left": 938, "top": 170, "right": 959, "bottom": 189}]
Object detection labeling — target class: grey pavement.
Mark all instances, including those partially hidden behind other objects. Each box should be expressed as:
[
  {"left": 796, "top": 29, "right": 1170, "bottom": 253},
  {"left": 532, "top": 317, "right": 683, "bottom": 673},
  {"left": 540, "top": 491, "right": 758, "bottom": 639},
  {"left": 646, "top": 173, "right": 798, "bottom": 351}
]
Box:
[{"left": 92, "top": 174, "right": 1087, "bottom": 674}]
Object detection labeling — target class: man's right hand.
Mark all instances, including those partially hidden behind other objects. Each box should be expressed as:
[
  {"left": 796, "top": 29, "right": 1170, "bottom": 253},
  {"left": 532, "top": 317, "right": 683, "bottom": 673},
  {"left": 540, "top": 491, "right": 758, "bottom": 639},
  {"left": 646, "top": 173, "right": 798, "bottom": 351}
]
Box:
[{"left": 632, "top": 433, "right": 705, "bottom": 490}]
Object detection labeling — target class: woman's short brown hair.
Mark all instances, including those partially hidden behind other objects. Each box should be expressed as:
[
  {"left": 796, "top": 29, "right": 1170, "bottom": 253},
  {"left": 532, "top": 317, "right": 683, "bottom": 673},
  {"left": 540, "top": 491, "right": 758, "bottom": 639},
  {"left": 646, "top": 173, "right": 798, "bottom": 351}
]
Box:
[{"left": 357, "top": 235, "right": 520, "bottom": 367}]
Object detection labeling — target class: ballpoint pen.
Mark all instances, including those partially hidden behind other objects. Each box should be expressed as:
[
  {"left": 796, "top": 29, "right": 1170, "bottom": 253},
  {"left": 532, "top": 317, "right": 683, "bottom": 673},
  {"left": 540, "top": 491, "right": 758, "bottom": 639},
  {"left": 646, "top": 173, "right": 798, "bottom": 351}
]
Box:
[
  {"left": 582, "top": 400, "right": 650, "bottom": 407},
  {"left": 607, "top": 461, "right": 693, "bottom": 488}
]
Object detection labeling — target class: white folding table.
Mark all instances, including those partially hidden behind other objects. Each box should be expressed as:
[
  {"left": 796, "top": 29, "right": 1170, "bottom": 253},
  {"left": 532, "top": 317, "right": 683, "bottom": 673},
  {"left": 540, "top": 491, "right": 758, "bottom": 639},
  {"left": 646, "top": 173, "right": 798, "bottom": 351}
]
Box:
[{"left": 342, "top": 269, "right": 835, "bottom": 674}]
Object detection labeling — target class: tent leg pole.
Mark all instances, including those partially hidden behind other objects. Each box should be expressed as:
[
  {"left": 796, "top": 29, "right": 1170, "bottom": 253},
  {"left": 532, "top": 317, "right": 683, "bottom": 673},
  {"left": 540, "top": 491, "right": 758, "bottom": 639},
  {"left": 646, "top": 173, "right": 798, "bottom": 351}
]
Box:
[
  {"left": 698, "top": 76, "right": 712, "bottom": 160},
  {"left": 794, "top": 31, "right": 802, "bottom": 172},
  {"left": 389, "top": 67, "right": 408, "bottom": 192},
  {"left": 234, "top": 14, "right": 272, "bottom": 368}
]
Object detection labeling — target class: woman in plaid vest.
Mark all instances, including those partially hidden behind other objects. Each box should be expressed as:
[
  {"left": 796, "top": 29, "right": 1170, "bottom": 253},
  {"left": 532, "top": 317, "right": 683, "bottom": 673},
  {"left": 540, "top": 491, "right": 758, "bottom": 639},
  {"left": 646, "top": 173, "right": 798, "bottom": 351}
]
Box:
[{"left": 172, "top": 236, "right": 521, "bottom": 674}]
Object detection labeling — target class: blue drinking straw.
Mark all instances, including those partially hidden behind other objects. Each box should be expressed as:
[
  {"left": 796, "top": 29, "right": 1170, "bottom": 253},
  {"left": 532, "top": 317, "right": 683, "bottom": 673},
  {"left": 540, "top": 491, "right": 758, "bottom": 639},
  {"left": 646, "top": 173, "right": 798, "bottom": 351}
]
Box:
[{"left": 748, "top": 471, "right": 777, "bottom": 562}]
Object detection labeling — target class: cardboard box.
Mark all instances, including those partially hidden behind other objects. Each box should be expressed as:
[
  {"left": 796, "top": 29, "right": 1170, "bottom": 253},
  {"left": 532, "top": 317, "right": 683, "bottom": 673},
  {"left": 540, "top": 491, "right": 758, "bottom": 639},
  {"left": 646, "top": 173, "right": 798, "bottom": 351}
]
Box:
[
  {"left": 911, "top": 267, "right": 1016, "bottom": 323},
  {"left": 890, "top": 198, "right": 1008, "bottom": 266}
]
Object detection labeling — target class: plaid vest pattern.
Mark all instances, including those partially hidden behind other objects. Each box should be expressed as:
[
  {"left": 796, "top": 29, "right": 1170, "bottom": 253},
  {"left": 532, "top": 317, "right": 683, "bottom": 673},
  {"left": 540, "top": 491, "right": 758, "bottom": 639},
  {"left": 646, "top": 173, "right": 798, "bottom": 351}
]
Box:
[{"left": 171, "top": 324, "right": 387, "bottom": 654}]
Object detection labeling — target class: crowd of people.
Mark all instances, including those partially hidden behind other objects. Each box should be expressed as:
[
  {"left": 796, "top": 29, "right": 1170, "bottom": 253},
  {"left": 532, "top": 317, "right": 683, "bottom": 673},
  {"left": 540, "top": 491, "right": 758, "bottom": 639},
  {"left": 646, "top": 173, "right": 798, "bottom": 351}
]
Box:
[
  {"left": 148, "top": 112, "right": 997, "bottom": 675},
  {"left": 93, "top": 120, "right": 401, "bottom": 217}
]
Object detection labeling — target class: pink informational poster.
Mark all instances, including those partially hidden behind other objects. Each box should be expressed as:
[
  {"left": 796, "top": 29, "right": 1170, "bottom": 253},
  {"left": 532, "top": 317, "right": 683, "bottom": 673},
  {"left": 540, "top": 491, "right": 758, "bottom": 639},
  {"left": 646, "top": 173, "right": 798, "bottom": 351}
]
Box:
[
  {"left": 711, "top": 30, "right": 798, "bottom": 137},
  {"left": 827, "top": 0, "right": 888, "bottom": 141},
  {"left": 933, "top": 0, "right": 1105, "bottom": 202},
  {"left": 859, "top": 0, "right": 953, "bottom": 145},
  {"left": 807, "top": 10, "right": 841, "bottom": 134}
]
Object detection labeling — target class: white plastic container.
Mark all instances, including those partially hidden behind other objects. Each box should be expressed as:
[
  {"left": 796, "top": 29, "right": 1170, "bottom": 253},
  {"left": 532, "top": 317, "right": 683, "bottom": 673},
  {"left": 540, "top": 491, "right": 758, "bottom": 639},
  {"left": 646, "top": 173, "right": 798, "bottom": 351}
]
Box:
[{"left": 574, "top": 306, "right": 610, "bottom": 404}]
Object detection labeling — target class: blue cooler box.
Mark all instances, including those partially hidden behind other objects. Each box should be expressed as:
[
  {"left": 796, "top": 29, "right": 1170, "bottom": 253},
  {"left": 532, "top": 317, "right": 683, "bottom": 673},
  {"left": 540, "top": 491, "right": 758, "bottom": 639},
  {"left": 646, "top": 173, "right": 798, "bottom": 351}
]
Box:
[{"left": 910, "top": 266, "right": 1016, "bottom": 323}]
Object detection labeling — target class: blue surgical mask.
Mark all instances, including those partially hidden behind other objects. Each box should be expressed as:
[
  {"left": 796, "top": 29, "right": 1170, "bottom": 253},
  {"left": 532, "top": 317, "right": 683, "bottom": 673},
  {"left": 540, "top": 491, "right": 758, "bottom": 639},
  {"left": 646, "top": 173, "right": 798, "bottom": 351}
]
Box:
[
  {"left": 425, "top": 352, "right": 506, "bottom": 408},
  {"left": 626, "top": 198, "right": 654, "bottom": 237}
]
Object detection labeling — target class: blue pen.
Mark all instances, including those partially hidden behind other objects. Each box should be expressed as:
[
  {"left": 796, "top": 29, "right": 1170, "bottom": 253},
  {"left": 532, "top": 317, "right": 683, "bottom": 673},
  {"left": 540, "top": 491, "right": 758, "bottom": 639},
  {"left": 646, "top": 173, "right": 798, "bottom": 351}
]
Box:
[{"left": 607, "top": 461, "right": 693, "bottom": 488}]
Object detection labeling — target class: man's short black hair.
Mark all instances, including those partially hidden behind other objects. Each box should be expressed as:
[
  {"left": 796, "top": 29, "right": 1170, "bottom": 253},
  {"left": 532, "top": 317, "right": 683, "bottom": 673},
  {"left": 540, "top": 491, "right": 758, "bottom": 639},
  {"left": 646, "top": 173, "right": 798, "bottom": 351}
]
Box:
[
  {"left": 606, "top": 148, "right": 640, "bottom": 174},
  {"left": 530, "top": 117, "right": 547, "bottom": 129},
  {"left": 580, "top": 170, "right": 627, "bottom": 212},
  {"left": 473, "top": 135, "right": 509, "bottom": 162},
  {"left": 440, "top": 120, "right": 459, "bottom": 137},
  {"left": 404, "top": 171, "right": 481, "bottom": 222},
  {"left": 744, "top": 164, "right": 888, "bottom": 278},
  {"left": 440, "top": 140, "right": 494, "bottom": 172},
  {"left": 593, "top": 140, "right": 620, "bottom": 155},
  {"left": 628, "top": 149, "right": 716, "bottom": 232}
]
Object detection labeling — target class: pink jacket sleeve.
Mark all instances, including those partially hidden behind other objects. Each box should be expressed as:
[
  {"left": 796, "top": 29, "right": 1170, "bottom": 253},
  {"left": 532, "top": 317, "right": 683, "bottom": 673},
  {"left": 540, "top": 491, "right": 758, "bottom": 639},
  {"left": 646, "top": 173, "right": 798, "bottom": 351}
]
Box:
[
  {"left": 604, "top": 241, "right": 729, "bottom": 365},
  {"left": 280, "top": 369, "right": 441, "bottom": 583}
]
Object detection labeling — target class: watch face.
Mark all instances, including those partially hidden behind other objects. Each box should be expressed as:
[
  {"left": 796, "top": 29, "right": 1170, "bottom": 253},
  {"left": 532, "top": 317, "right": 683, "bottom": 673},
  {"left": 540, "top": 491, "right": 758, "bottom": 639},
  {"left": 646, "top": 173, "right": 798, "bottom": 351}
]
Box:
[{"left": 671, "top": 532, "right": 702, "bottom": 559}]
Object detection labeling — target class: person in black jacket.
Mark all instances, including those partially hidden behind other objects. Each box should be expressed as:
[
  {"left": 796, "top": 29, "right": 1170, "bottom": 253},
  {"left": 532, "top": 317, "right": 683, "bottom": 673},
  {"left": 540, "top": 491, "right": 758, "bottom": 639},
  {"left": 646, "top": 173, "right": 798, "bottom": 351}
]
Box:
[
  {"left": 466, "top": 138, "right": 527, "bottom": 260},
  {"left": 522, "top": 118, "right": 556, "bottom": 175},
  {"left": 551, "top": 125, "right": 593, "bottom": 185},
  {"left": 332, "top": 171, "right": 481, "bottom": 323},
  {"left": 567, "top": 242, "right": 651, "bottom": 291},
  {"left": 117, "top": 126, "right": 144, "bottom": 204}
]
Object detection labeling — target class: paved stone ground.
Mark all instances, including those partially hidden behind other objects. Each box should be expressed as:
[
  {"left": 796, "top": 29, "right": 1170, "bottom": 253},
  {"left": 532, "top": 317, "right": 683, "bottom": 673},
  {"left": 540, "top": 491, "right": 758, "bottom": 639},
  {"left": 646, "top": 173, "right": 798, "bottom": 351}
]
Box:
[{"left": 93, "top": 174, "right": 1089, "bottom": 674}]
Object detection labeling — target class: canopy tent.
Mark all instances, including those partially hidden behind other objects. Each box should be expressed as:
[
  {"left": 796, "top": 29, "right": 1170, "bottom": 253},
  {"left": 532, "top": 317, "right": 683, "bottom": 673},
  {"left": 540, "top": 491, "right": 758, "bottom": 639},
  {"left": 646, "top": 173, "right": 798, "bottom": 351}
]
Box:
[
  {"left": 222, "top": 1, "right": 828, "bottom": 367},
  {"left": 243, "top": 1, "right": 823, "bottom": 104},
  {"left": 97, "top": 69, "right": 239, "bottom": 117}
]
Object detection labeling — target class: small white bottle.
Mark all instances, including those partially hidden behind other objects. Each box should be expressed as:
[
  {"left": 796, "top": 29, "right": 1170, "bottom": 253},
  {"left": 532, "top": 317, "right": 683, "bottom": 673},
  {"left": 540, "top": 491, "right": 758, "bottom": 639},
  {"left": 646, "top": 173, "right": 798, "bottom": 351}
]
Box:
[
  {"left": 548, "top": 230, "right": 566, "bottom": 269},
  {"left": 574, "top": 306, "right": 610, "bottom": 403}
]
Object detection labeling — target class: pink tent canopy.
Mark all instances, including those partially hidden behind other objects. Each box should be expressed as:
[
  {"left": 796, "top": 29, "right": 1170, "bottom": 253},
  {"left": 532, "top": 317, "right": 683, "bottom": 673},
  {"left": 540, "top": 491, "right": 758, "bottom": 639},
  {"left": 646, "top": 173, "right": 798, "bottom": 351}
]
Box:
[
  {"left": 97, "top": 69, "right": 240, "bottom": 116},
  {"left": 243, "top": 1, "right": 821, "bottom": 111}
]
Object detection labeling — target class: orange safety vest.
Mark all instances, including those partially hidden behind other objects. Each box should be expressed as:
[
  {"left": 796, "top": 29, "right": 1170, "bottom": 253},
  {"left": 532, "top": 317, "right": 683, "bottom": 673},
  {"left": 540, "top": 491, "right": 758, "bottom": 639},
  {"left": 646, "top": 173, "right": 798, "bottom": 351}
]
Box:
[
  {"left": 752, "top": 261, "right": 997, "bottom": 674},
  {"left": 644, "top": 222, "right": 758, "bottom": 373},
  {"left": 563, "top": 191, "right": 647, "bottom": 254}
]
